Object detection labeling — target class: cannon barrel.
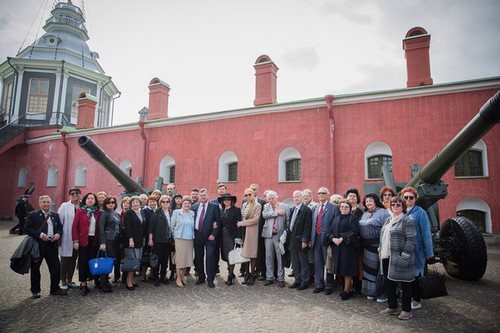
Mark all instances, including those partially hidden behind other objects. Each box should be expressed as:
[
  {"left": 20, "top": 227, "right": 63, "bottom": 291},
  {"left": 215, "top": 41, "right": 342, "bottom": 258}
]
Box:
[
  {"left": 78, "top": 136, "right": 147, "bottom": 195},
  {"left": 407, "top": 91, "right": 500, "bottom": 188}
]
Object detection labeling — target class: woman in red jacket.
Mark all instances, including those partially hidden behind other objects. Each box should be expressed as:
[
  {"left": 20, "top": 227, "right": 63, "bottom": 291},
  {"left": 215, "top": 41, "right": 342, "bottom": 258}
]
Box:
[{"left": 72, "top": 192, "right": 101, "bottom": 296}]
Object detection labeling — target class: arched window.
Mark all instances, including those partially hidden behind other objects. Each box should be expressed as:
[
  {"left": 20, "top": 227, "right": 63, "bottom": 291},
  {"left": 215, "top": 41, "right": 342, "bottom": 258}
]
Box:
[
  {"left": 159, "top": 156, "right": 176, "bottom": 184},
  {"left": 456, "top": 197, "right": 491, "bottom": 233},
  {"left": 18, "top": 168, "right": 28, "bottom": 188},
  {"left": 454, "top": 140, "right": 488, "bottom": 177},
  {"left": 119, "top": 160, "right": 133, "bottom": 177},
  {"left": 219, "top": 151, "right": 238, "bottom": 182},
  {"left": 75, "top": 163, "right": 87, "bottom": 187},
  {"left": 279, "top": 147, "right": 301, "bottom": 182},
  {"left": 365, "top": 142, "right": 393, "bottom": 179},
  {"left": 47, "top": 165, "right": 58, "bottom": 187}
]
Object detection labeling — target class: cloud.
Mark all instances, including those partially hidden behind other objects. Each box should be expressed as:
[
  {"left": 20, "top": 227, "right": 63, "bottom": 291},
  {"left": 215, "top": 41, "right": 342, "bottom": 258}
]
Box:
[
  {"left": 0, "top": 13, "right": 11, "bottom": 31},
  {"left": 317, "top": 0, "right": 373, "bottom": 24},
  {"left": 281, "top": 46, "right": 320, "bottom": 71}
]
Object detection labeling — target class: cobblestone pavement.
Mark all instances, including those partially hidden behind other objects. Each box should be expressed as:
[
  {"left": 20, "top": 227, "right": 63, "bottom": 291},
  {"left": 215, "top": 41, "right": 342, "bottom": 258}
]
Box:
[{"left": 0, "top": 221, "right": 499, "bottom": 333}]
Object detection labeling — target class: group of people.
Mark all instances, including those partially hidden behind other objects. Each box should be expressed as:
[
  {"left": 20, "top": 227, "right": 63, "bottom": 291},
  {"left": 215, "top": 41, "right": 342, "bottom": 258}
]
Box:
[{"left": 18, "top": 182, "right": 434, "bottom": 321}]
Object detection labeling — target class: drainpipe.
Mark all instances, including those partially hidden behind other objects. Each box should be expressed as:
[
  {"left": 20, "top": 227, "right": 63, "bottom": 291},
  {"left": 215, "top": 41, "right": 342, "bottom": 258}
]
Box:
[
  {"left": 60, "top": 130, "right": 69, "bottom": 204},
  {"left": 139, "top": 120, "right": 147, "bottom": 188},
  {"left": 325, "top": 95, "right": 335, "bottom": 192},
  {"left": 56, "top": 60, "right": 65, "bottom": 124},
  {"left": 110, "top": 91, "right": 121, "bottom": 126}
]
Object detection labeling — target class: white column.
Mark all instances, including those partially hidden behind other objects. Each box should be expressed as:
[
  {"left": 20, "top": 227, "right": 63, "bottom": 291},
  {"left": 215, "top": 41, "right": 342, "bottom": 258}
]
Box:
[
  {"left": 12, "top": 67, "right": 24, "bottom": 124},
  {"left": 59, "top": 72, "right": 69, "bottom": 123},
  {"left": 49, "top": 70, "right": 61, "bottom": 124},
  {"left": 94, "top": 82, "right": 102, "bottom": 127}
]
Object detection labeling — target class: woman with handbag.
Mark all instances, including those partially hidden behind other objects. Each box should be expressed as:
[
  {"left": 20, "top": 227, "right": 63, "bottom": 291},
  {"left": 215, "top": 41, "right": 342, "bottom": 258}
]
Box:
[
  {"left": 148, "top": 195, "right": 173, "bottom": 286},
  {"left": 329, "top": 200, "right": 360, "bottom": 300},
  {"left": 124, "top": 196, "right": 146, "bottom": 290},
  {"left": 72, "top": 192, "right": 101, "bottom": 296},
  {"left": 379, "top": 197, "right": 416, "bottom": 320},
  {"left": 97, "top": 196, "right": 120, "bottom": 293},
  {"left": 218, "top": 193, "right": 241, "bottom": 286},
  {"left": 400, "top": 186, "right": 434, "bottom": 310},
  {"left": 170, "top": 196, "right": 195, "bottom": 287}
]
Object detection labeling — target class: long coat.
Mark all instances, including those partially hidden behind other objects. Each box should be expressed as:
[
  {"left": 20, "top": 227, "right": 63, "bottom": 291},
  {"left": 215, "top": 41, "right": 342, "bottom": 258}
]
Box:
[
  {"left": 380, "top": 214, "right": 416, "bottom": 282},
  {"left": 58, "top": 201, "right": 77, "bottom": 257},
  {"left": 240, "top": 201, "right": 262, "bottom": 258},
  {"left": 221, "top": 205, "right": 242, "bottom": 261},
  {"left": 330, "top": 213, "right": 360, "bottom": 277}
]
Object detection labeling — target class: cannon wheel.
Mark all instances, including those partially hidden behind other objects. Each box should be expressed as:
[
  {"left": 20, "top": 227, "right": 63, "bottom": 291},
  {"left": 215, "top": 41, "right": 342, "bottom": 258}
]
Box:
[{"left": 439, "top": 217, "right": 487, "bottom": 281}]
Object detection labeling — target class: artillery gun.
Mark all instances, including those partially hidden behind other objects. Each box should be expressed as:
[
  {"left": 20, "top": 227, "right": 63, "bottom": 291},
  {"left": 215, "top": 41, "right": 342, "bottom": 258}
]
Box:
[
  {"left": 78, "top": 135, "right": 162, "bottom": 197},
  {"left": 365, "top": 91, "right": 499, "bottom": 281}
]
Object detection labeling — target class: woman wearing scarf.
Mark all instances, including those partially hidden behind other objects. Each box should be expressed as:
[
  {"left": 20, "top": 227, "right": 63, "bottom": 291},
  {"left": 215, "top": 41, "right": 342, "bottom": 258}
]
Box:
[
  {"left": 237, "top": 188, "right": 262, "bottom": 286},
  {"left": 124, "top": 196, "right": 146, "bottom": 290},
  {"left": 379, "top": 197, "right": 416, "bottom": 320},
  {"left": 72, "top": 192, "right": 101, "bottom": 296}
]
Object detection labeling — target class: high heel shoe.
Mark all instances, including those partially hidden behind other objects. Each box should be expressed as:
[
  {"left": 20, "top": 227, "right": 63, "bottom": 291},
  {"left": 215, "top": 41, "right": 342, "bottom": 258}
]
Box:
[
  {"left": 176, "top": 279, "right": 184, "bottom": 288},
  {"left": 225, "top": 273, "right": 235, "bottom": 286},
  {"left": 126, "top": 284, "right": 135, "bottom": 290}
]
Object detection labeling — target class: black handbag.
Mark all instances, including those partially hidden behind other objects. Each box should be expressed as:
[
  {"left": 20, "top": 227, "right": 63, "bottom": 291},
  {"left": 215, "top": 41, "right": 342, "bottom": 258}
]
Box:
[
  {"left": 141, "top": 251, "right": 159, "bottom": 268},
  {"left": 418, "top": 268, "right": 448, "bottom": 299},
  {"left": 121, "top": 250, "right": 141, "bottom": 272},
  {"left": 376, "top": 269, "right": 386, "bottom": 294}
]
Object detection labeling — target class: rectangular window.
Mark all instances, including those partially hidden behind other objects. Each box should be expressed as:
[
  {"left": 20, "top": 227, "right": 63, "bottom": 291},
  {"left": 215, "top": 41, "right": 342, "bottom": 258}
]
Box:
[
  {"left": 285, "top": 159, "right": 301, "bottom": 181},
  {"left": 169, "top": 165, "right": 176, "bottom": 183},
  {"left": 455, "top": 150, "right": 483, "bottom": 177},
  {"left": 368, "top": 155, "right": 392, "bottom": 179},
  {"left": 1, "top": 81, "right": 13, "bottom": 115},
  {"left": 71, "top": 85, "right": 91, "bottom": 124},
  {"left": 228, "top": 162, "right": 238, "bottom": 182},
  {"left": 27, "top": 78, "right": 50, "bottom": 113}
]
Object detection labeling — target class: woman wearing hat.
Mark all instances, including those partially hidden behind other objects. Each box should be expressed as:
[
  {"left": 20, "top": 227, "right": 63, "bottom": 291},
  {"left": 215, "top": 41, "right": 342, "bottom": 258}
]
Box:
[{"left": 218, "top": 193, "right": 241, "bottom": 286}]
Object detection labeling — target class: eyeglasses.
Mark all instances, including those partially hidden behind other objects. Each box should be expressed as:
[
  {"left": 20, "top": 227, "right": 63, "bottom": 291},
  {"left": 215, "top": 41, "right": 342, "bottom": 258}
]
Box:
[
  {"left": 223, "top": 198, "right": 232, "bottom": 201},
  {"left": 391, "top": 203, "right": 403, "bottom": 207},
  {"left": 109, "top": 201, "right": 116, "bottom": 204},
  {"left": 339, "top": 205, "right": 350, "bottom": 209},
  {"left": 383, "top": 193, "right": 393, "bottom": 197},
  {"left": 244, "top": 194, "right": 253, "bottom": 197},
  {"left": 161, "top": 200, "right": 170, "bottom": 204},
  {"left": 403, "top": 196, "right": 415, "bottom": 200},
  {"left": 70, "top": 192, "right": 80, "bottom": 195},
  {"left": 317, "top": 192, "right": 327, "bottom": 195}
]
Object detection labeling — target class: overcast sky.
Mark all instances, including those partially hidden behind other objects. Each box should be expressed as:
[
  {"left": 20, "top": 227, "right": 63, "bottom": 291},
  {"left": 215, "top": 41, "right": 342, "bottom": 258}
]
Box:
[{"left": 1, "top": 0, "right": 499, "bottom": 125}]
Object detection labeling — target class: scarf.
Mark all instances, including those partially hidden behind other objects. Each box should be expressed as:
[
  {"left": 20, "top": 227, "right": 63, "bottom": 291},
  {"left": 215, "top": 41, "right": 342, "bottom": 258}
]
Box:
[{"left": 81, "top": 205, "right": 98, "bottom": 217}]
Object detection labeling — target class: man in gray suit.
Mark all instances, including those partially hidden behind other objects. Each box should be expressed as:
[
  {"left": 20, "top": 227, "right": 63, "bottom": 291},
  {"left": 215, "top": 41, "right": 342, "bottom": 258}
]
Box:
[{"left": 261, "top": 191, "right": 289, "bottom": 287}]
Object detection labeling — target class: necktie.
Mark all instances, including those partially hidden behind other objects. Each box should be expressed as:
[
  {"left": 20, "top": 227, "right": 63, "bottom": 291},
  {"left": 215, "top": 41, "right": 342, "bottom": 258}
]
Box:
[
  {"left": 316, "top": 204, "right": 324, "bottom": 235},
  {"left": 290, "top": 207, "right": 299, "bottom": 231},
  {"left": 199, "top": 204, "right": 206, "bottom": 230}
]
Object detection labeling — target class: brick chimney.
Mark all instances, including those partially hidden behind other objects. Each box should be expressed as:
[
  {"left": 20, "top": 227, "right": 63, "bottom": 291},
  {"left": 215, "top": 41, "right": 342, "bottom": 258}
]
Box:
[
  {"left": 76, "top": 93, "right": 97, "bottom": 129},
  {"left": 254, "top": 55, "right": 278, "bottom": 106},
  {"left": 403, "top": 27, "right": 433, "bottom": 88},
  {"left": 148, "top": 77, "right": 170, "bottom": 120}
]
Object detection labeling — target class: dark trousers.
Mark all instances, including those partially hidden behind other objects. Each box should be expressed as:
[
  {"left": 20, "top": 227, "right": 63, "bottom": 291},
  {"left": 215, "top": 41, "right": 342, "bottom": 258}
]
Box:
[
  {"left": 291, "top": 248, "right": 310, "bottom": 287},
  {"left": 194, "top": 231, "right": 216, "bottom": 282},
  {"left": 30, "top": 242, "right": 60, "bottom": 293},
  {"left": 383, "top": 258, "right": 412, "bottom": 312},
  {"left": 153, "top": 242, "right": 172, "bottom": 281},
  {"left": 313, "top": 236, "right": 333, "bottom": 290},
  {"left": 60, "top": 249, "right": 78, "bottom": 283},
  {"left": 77, "top": 236, "right": 98, "bottom": 282}
]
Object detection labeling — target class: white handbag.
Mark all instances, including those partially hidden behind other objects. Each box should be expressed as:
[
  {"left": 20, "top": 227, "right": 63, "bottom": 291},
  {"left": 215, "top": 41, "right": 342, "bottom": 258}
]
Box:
[{"left": 228, "top": 241, "right": 250, "bottom": 265}]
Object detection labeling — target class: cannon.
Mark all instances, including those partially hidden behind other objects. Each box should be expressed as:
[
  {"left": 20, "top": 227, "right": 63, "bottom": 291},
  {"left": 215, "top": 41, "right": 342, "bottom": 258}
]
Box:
[
  {"left": 78, "top": 135, "right": 149, "bottom": 196},
  {"left": 365, "top": 91, "right": 500, "bottom": 281}
]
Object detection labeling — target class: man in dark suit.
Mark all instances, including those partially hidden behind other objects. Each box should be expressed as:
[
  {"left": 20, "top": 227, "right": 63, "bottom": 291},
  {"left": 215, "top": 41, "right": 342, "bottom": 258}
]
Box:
[
  {"left": 192, "top": 188, "right": 221, "bottom": 288},
  {"left": 24, "top": 195, "right": 67, "bottom": 298},
  {"left": 288, "top": 190, "right": 313, "bottom": 290},
  {"left": 309, "top": 187, "right": 339, "bottom": 295}
]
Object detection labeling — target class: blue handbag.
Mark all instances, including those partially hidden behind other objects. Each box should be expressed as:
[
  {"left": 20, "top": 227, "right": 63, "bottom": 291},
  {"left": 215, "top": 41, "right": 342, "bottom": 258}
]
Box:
[{"left": 89, "top": 249, "right": 115, "bottom": 275}]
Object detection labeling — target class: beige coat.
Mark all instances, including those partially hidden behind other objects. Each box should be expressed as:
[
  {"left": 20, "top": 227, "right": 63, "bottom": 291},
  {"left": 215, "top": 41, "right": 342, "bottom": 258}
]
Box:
[{"left": 240, "top": 201, "right": 262, "bottom": 258}]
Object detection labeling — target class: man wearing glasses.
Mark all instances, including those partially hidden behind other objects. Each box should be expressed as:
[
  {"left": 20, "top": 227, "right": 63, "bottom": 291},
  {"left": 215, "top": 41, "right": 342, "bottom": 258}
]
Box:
[
  {"left": 309, "top": 187, "right": 339, "bottom": 295},
  {"left": 57, "top": 187, "right": 81, "bottom": 290}
]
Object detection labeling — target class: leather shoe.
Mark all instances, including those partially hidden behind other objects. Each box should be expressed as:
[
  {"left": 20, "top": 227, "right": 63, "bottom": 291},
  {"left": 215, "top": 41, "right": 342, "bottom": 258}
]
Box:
[
  {"left": 324, "top": 289, "right": 332, "bottom": 295},
  {"left": 154, "top": 280, "right": 160, "bottom": 287},
  {"left": 297, "top": 285, "right": 308, "bottom": 290},
  {"left": 50, "top": 288, "right": 68, "bottom": 296},
  {"left": 313, "top": 287, "right": 324, "bottom": 293},
  {"left": 264, "top": 280, "right": 274, "bottom": 286},
  {"left": 32, "top": 292, "right": 41, "bottom": 299},
  {"left": 278, "top": 281, "right": 285, "bottom": 288},
  {"left": 207, "top": 281, "right": 215, "bottom": 288},
  {"left": 257, "top": 276, "right": 266, "bottom": 281},
  {"left": 195, "top": 279, "right": 206, "bottom": 285},
  {"left": 289, "top": 282, "right": 300, "bottom": 289}
]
